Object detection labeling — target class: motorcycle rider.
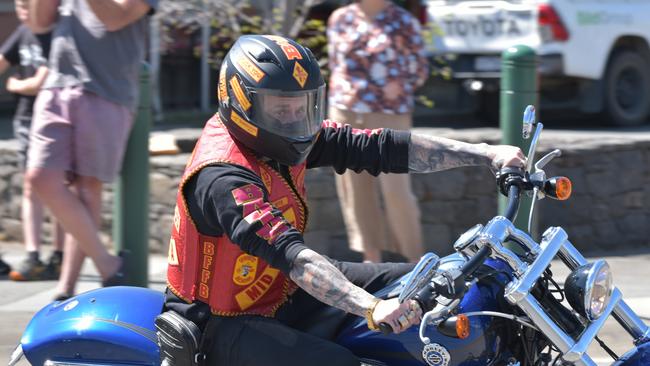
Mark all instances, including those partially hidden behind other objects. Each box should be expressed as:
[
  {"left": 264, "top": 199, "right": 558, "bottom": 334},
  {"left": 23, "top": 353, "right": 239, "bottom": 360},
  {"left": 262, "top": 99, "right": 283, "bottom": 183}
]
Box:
[{"left": 163, "top": 35, "right": 526, "bottom": 365}]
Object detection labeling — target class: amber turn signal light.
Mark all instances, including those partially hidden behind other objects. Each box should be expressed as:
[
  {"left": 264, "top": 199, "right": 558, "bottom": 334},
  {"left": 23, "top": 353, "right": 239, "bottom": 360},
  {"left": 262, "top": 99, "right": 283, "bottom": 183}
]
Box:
[
  {"left": 543, "top": 176, "right": 572, "bottom": 201},
  {"left": 437, "top": 314, "right": 471, "bottom": 339},
  {"left": 456, "top": 314, "right": 470, "bottom": 339}
]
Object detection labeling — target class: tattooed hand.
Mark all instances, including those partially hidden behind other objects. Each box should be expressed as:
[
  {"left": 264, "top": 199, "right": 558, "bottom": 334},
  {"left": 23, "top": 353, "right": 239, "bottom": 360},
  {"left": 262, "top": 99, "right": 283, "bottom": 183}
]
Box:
[
  {"left": 373, "top": 298, "right": 422, "bottom": 334},
  {"left": 485, "top": 144, "right": 527, "bottom": 174}
]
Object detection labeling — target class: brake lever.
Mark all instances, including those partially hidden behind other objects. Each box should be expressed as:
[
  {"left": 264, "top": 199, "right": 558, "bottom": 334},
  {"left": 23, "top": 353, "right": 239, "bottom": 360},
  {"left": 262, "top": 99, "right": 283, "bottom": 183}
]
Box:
[{"left": 534, "top": 149, "right": 562, "bottom": 172}]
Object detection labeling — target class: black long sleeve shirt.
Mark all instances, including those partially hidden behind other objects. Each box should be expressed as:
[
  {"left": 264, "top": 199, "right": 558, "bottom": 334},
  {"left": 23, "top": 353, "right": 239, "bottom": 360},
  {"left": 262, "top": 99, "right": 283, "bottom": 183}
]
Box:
[{"left": 165, "top": 121, "right": 410, "bottom": 320}]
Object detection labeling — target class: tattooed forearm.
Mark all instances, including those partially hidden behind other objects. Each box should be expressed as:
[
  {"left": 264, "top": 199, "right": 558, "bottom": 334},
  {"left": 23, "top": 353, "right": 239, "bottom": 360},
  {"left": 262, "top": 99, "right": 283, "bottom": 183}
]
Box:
[
  {"left": 290, "top": 249, "right": 377, "bottom": 317},
  {"left": 408, "top": 133, "right": 492, "bottom": 173}
]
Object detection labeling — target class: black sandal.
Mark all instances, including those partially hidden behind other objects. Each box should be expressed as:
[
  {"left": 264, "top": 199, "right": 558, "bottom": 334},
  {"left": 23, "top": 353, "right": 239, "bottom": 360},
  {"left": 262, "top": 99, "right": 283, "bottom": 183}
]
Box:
[
  {"left": 102, "top": 250, "right": 130, "bottom": 287},
  {"left": 53, "top": 293, "right": 74, "bottom": 302}
]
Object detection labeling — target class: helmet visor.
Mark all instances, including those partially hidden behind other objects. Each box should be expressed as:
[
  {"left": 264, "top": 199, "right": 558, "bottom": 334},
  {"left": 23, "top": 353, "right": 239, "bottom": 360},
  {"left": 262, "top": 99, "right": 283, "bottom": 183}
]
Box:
[{"left": 248, "top": 85, "right": 325, "bottom": 139}]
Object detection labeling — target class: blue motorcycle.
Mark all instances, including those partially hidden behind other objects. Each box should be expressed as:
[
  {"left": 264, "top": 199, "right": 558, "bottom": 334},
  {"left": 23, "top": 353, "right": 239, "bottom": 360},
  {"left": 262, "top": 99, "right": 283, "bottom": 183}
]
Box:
[{"left": 9, "top": 107, "right": 650, "bottom": 366}]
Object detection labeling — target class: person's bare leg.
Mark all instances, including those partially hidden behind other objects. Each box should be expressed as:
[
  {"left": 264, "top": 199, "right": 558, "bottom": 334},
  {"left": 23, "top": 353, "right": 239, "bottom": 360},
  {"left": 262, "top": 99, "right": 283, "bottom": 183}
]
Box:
[
  {"left": 21, "top": 179, "right": 44, "bottom": 254},
  {"left": 55, "top": 233, "right": 85, "bottom": 296},
  {"left": 27, "top": 168, "right": 121, "bottom": 280},
  {"left": 52, "top": 219, "right": 65, "bottom": 252}
]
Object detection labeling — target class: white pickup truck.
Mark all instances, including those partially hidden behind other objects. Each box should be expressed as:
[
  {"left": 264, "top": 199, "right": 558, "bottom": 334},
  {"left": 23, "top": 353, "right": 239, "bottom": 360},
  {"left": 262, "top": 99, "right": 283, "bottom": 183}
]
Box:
[{"left": 423, "top": 0, "right": 650, "bottom": 126}]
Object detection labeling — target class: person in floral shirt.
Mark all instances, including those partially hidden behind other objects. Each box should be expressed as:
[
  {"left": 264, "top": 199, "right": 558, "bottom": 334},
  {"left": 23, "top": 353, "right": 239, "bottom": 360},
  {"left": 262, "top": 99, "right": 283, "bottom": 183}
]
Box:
[{"left": 328, "top": 0, "right": 429, "bottom": 263}]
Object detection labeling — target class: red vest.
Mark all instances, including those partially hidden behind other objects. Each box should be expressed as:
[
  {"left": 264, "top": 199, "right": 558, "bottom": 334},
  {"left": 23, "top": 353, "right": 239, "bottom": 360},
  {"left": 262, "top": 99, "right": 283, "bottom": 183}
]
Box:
[{"left": 167, "top": 115, "right": 306, "bottom": 317}]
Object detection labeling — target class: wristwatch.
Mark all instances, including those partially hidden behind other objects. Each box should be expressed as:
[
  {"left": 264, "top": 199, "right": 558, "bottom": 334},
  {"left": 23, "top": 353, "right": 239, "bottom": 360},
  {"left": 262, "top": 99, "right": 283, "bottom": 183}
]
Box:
[{"left": 365, "top": 298, "right": 382, "bottom": 331}]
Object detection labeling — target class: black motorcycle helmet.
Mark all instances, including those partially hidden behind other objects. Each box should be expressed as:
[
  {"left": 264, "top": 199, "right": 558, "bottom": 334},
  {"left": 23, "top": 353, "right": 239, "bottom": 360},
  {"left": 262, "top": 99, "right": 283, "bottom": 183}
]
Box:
[{"left": 217, "top": 35, "right": 325, "bottom": 165}]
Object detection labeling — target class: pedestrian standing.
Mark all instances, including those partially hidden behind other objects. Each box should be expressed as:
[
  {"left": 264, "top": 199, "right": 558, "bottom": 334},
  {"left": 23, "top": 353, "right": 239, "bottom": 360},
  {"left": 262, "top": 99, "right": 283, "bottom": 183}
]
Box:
[
  {"left": 0, "top": 0, "right": 65, "bottom": 281},
  {"left": 327, "top": 0, "right": 430, "bottom": 262},
  {"left": 26, "top": 0, "right": 157, "bottom": 299}
]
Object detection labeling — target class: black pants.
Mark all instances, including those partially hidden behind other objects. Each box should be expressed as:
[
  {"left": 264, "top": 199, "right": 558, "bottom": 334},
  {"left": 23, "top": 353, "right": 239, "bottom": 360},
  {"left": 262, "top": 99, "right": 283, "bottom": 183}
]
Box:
[{"left": 204, "top": 261, "right": 414, "bottom": 366}]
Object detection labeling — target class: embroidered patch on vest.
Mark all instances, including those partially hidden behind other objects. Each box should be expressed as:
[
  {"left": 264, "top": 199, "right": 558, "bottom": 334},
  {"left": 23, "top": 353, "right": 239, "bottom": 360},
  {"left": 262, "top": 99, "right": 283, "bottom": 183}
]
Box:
[
  {"left": 282, "top": 207, "right": 296, "bottom": 227},
  {"left": 234, "top": 267, "right": 280, "bottom": 310},
  {"left": 260, "top": 166, "right": 273, "bottom": 194},
  {"left": 168, "top": 238, "right": 179, "bottom": 265},
  {"left": 173, "top": 205, "right": 180, "bottom": 233},
  {"left": 233, "top": 254, "right": 258, "bottom": 286},
  {"left": 198, "top": 241, "right": 216, "bottom": 299}
]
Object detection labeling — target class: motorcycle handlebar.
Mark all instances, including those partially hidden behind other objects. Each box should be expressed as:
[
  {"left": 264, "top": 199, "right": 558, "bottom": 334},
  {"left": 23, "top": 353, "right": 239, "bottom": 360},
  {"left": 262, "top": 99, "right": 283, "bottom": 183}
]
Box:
[
  {"left": 503, "top": 184, "right": 522, "bottom": 222},
  {"left": 459, "top": 171, "right": 523, "bottom": 278},
  {"left": 440, "top": 171, "right": 525, "bottom": 301},
  {"left": 379, "top": 168, "right": 526, "bottom": 335}
]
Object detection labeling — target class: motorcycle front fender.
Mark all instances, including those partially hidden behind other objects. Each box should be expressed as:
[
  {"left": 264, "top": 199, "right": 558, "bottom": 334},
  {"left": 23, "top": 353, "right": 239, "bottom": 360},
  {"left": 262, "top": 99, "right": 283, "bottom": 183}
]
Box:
[{"left": 612, "top": 340, "right": 650, "bottom": 366}]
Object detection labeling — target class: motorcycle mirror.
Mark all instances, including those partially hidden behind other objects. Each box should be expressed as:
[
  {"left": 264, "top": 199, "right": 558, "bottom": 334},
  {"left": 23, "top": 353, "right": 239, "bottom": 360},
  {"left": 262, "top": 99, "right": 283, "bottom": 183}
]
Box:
[
  {"left": 522, "top": 105, "right": 536, "bottom": 140},
  {"left": 398, "top": 253, "right": 441, "bottom": 303}
]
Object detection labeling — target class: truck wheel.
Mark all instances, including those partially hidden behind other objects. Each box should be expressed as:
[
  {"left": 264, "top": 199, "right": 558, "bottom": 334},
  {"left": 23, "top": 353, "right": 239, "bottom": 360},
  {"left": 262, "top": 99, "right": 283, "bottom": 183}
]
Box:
[{"left": 604, "top": 51, "right": 650, "bottom": 126}]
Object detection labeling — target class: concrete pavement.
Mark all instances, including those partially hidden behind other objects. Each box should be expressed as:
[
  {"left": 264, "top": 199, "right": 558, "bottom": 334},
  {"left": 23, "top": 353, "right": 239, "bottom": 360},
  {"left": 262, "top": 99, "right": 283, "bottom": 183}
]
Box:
[
  {"left": 0, "top": 242, "right": 649, "bottom": 365},
  {"left": 0, "top": 242, "right": 168, "bottom": 366}
]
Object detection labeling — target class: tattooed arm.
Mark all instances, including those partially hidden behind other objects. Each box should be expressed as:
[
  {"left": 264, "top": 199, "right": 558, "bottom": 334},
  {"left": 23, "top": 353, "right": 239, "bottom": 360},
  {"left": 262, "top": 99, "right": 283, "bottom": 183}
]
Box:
[
  {"left": 290, "top": 248, "right": 376, "bottom": 317},
  {"left": 408, "top": 133, "right": 526, "bottom": 174},
  {"left": 289, "top": 248, "right": 422, "bottom": 333}
]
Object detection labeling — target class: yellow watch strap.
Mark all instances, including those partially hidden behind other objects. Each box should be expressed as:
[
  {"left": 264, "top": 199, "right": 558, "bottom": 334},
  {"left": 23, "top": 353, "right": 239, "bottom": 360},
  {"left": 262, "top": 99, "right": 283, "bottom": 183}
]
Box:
[{"left": 365, "top": 298, "right": 382, "bottom": 331}]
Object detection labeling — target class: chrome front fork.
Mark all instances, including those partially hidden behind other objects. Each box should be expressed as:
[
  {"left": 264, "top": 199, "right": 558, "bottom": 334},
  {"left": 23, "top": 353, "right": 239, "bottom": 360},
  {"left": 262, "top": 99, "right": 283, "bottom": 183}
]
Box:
[{"left": 469, "top": 218, "right": 650, "bottom": 365}]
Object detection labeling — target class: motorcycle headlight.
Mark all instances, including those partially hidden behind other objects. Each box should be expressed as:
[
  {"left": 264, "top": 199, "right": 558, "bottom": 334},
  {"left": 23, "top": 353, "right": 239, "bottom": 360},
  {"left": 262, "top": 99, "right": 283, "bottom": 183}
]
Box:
[{"left": 565, "top": 260, "right": 613, "bottom": 321}]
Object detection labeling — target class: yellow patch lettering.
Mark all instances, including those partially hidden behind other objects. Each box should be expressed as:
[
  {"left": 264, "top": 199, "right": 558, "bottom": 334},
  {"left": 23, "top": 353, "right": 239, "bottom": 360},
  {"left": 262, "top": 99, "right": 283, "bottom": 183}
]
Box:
[
  {"left": 199, "top": 283, "right": 210, "bottom": 298},
  {"left": 234, "top": 267, "right": 280, "bottom": 310},
  {"left": 282, "top": 207, "right": 296, "bottom": 227},
  {"left": 167, "top": 238, "right": 179, "bottom": 265}
]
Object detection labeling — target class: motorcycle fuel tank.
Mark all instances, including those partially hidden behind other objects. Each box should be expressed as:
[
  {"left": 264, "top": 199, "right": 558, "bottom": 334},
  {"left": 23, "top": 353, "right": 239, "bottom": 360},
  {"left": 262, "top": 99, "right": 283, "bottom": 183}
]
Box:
[
  {"left": 20, "top": 286, "right": 164, "bottom": 366},
  {"left": 336, "top": 255, "right": 511, "bottom": 366}
]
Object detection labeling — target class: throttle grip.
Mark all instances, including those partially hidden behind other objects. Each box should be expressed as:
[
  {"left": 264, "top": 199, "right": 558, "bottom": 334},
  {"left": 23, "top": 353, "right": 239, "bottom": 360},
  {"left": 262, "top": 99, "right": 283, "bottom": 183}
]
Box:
[
  {"left": 495, "top": 167, "right": 526, "bottom": 196},
  {"left": 414, "top": 284, "right": 438, "bottom": 311}
]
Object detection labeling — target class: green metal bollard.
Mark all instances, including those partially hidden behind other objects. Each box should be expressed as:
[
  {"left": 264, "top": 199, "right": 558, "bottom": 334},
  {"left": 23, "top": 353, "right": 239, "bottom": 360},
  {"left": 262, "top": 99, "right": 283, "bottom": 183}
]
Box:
[
  {"left": 499, "top": 45, "right": 538, "bottom": 233},
  {"left": 112, "top": 63, "right": 151, "bottom": 287}
]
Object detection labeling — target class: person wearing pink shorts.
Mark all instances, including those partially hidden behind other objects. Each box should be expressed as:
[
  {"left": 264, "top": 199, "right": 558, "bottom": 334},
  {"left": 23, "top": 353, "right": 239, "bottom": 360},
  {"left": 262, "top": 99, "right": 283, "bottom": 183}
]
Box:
[
  {"left": 26, "top": 0, "right": 158, "bottom": 299},
  {"left": 29, "top": 87, "right": 134, "bottom": 184}
]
